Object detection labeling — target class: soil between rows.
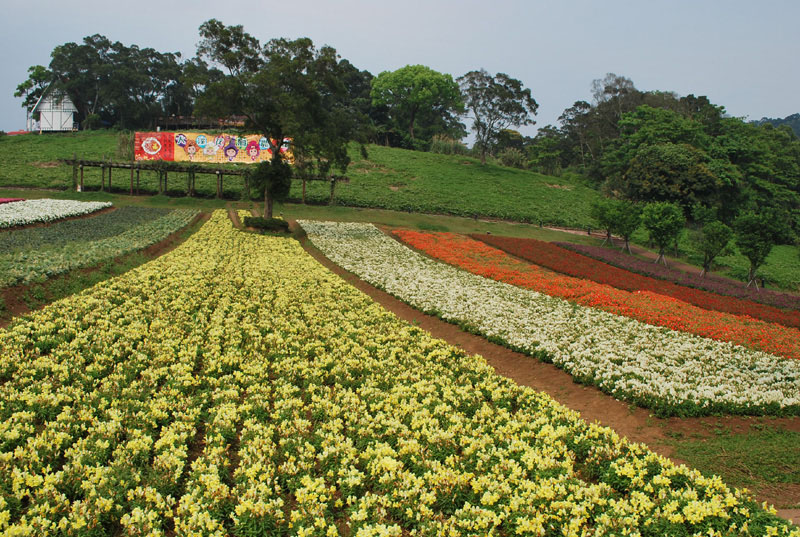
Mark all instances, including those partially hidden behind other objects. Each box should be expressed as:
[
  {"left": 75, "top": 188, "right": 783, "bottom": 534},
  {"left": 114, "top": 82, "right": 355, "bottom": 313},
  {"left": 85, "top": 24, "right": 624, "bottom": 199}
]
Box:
[{"left": 291, "top": 220, "right": 800, "bottom": 517}]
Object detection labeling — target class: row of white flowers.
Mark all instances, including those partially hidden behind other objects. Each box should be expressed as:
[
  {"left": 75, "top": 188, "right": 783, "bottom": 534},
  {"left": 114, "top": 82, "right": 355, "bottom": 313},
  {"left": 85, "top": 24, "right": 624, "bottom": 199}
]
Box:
[
  {"left": 0, "top": 209, "right": 199, "bottom": 287},
  {"left": 0, "top": 198, "right": 112, "bottom": 228},
  {"left": 299, "top": 221, "right": 800, "bottom": 417},
  {"left": 1, "top": 211, "right": 795, "bottom": 535}
]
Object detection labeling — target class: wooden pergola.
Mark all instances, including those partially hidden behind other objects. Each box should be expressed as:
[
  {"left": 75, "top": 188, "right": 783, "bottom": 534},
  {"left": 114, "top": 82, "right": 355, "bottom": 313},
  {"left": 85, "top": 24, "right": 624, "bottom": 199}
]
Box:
[{"left": 59, "top": 157, "right": 348, "bottom": 202}]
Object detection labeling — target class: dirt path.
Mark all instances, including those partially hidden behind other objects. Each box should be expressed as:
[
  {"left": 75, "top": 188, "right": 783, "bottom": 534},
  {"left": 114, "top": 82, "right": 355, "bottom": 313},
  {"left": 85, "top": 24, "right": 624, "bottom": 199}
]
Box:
[
  {"left": 293, "top": 221, "right": 800, "bottom": 517},
  {"left": 227, "top": 204, "right": 243, "bottom": 229}
]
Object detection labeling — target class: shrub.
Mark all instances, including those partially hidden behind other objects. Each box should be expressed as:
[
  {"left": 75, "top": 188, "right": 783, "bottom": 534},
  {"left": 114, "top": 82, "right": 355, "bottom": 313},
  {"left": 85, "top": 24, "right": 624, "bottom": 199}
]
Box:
[
  {"left": 117, "top": 131, "right": 134, "bottom": 160},
  {"left": 429, "top": 135, "right": 469, "bottom": 155},
  {"left": 243, "top": 216, "right": 289, "bottom": 232},
  {"left": 497, "top": 148, "right": 527, "bottom": 169}
]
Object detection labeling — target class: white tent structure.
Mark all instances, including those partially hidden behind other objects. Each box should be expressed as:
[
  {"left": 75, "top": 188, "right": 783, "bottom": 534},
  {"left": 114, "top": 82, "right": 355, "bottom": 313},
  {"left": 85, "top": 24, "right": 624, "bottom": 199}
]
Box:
[{"left": 27, "top": 83, "right": 78, "bottom": 132}]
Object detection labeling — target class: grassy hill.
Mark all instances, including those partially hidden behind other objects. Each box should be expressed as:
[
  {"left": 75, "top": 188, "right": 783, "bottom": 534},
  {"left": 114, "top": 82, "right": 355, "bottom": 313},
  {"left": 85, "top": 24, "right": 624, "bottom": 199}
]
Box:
[{"left": 0, "top": 131, "right": 600, "bottom": 228}]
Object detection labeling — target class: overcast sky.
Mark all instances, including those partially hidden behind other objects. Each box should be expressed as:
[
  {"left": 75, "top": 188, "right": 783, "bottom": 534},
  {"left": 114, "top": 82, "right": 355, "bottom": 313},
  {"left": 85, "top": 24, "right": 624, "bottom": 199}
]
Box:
[{"left": 1, "top": 0, "right": 798, "bottom": 136}]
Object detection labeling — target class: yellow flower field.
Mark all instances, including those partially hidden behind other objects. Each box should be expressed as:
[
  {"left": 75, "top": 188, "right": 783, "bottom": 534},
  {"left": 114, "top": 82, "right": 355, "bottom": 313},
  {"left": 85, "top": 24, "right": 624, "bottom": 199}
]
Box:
[{"left": 0, "top": 211, "right": 796, "bottom": 536}]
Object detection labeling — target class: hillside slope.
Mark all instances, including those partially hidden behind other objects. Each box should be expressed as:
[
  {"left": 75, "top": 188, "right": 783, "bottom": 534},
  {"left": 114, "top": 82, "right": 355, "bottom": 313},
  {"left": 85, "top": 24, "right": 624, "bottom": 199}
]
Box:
[{"left": 0, "top": 133, "right": 601, "bottom": 227}]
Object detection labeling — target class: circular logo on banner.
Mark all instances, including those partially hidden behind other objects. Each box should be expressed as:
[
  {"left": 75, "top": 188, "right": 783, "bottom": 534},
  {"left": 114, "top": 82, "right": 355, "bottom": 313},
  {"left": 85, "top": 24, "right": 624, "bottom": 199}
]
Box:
[
  {"left": 175, "top": 133, "right": 187, "bottom": 147},
  {"left": 215, "top": 136, "right": 225, "bottom": 148},
  {"left": 259, "top": 137, "right": 269, "bottom": 150},
  {"left": 142, "top": 137, "right": 162, "bottom": 155},
  {"left": 236, "top": 137, "right": 247, "bottom": 149},
  {"left": 196, "top": 135, "right": 208, "bottom": 148}
]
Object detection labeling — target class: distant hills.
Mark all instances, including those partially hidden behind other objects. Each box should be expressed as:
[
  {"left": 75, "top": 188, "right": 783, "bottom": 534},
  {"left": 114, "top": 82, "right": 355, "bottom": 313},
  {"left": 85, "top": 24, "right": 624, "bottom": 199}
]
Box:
[{"left": 752, "top": 113, "right": 800, "bottom": 137}]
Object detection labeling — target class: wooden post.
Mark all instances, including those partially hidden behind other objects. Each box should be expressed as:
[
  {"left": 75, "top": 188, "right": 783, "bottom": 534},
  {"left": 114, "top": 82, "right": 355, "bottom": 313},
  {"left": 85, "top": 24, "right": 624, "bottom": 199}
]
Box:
[
  {"left": 329, "top": 177, "right": 335, "bottom": 204},
  {"left": 164, "top": 170, "right": 168, "bottom": 193},
  {"left": 187, "top": 171, "right": 192, "bottom": 197},
  {"left": 216, "top": 170, "right": 221, "bottom": 198},
  {"left": 71, "top": 153, "right": 78, "bottom": 190},
  {"left": 219, "top": 173, "right": 224, "bottom": 198},
  {"left": 108, "top": 158, "right": 112, "bottom": 191},
  {"left": 136, "top": 166, "right": 140, "bottom": 195},
  {"left": 130, "top": 161, "right": 134, "bottom": 195},
  {"left": 80, "top": 162, "right": 84, "bottom": 192},
  {"left": 101, "top": 160, "right": 105, "bottom": 191},
  {"left": 302, "top": 179, "right": 307, "bottom": 204}
]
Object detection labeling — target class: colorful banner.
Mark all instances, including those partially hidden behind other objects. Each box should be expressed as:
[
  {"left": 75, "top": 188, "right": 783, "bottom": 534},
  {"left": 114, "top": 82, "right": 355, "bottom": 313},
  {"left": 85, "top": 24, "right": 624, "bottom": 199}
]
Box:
[{"left": 134, "top": 132, "right": 292, "bottom": 164}]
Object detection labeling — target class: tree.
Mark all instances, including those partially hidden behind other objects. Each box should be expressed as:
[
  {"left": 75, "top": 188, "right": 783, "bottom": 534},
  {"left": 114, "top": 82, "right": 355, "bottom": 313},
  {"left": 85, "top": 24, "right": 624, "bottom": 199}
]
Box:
[
  {"left": 622, "top": 143, "right": 719, "bottom": 211},
  {"left": 733, "top": 212, "right": 786, "bottom": 289},
  {"left": 48, "top": 34, "right": 114, "bottom": 127},
  {"left": 610, "top": 200, "right": 642, "bottom": 254},
  {"left": 641, "top": 202, "right": 685, "bottom": 266},
  {"left": 458, "top": 69, "right": 538, "bottom": 164},
  {"left": 195, "top": 19, "right": 367, "bottom": 217},
  {"left": 247, "top": 160, "right": 292, "bottom": 219},
  {"left": 14, "top": 65, "right": 52, "bottom": 114},
  {"left": 370, "top": 65, "right": 464, "bottom": 149},
  {"left": 590, "top": 199, "right": 617, "bottom": 247},
  {"left": 695, "top": 220, "right": 732, "bottom": 277}
]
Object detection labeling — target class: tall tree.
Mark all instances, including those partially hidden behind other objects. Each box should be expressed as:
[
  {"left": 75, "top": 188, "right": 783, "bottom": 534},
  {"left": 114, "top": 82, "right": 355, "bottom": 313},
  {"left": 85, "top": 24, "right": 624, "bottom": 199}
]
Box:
[
  {"left": 622, "top": 143, "right": 720, "bottom": 212},
  {"left": 14, "top": 65, "right": 52, "bottom": 114},
  {"left": 370, "top": 65, "right": 464, "bottom": 149},
  {"left": 458, "top": 69, "right": 538, "bottom": 164},
  {"left": 695, "top": 220, "right": 732, "bottom": 277},
  {"left": 734, "top": 211, "right": 787, "bottom": 289},
  {"left": 610, "top": 199, "right": 642, "bottom": 254},
  {"left": 48, "top": 34, "right": 114, "bottom": 127},
  {"left": 195, "top": 19, "right": 366, "bottom": 217},
  {"left": 641, "top": 202, "right": 685, "bottom": 266}
]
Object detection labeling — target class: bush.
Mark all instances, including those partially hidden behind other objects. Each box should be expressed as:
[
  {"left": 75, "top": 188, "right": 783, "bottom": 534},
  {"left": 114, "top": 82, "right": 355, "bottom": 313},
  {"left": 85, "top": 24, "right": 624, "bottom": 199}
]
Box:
[
  {"left": 117, "top": 131, "right": 134, "bottom": 160},
  {"left": 82, "top": 114, "right": 102, "bottom": 130},
  {"left": 429, "top": 135, "right": 469, "bottom": 156},
  {"left": 243, "top": 216, "right": 290, "bottom": 232},
  {"left": 498, "top": 148, "right": 527, "bottom": 169}
]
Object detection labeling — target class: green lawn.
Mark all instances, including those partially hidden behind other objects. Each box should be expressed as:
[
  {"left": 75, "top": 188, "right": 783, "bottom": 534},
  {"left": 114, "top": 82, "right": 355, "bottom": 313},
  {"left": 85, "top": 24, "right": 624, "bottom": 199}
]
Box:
[
  {"left": 0, "top": 132, "right": 601, "bottom": 227},
  {"left": 669, "top": 425, "right": 800, "bottom": 509}
]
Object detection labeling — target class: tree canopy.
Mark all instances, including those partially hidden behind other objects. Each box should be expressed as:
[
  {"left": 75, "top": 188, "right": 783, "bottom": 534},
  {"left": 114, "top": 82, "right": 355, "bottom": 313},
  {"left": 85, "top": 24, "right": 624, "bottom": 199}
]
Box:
[
  {"left": 370, "top": 65, "right": 464, "bottom": 150},
  {"left": 641, "top": 202, "right": 685, "bottom": 265},
  {"left": 195, "top": 20, "right": 369, "bottom": 215},
  {"left": 458, "top": 70, "right": 538, "bottom": 164}
]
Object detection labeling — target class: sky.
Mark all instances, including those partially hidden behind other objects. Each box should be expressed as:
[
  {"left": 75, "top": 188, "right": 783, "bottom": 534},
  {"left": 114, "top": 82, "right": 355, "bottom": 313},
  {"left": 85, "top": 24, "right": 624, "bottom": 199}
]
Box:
[{"left": 1, "top": 0, "right": 798, "bottom": 136}]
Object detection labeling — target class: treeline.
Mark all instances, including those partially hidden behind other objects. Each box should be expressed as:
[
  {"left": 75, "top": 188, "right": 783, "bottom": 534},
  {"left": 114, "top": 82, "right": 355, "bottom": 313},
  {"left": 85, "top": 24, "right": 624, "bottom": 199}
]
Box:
[
  {"left": 15, "top": 31, "right": 799, "bottom": 235},
  {"left": 516, "top": 74, "right": 800, "bottom": 233},
  {"left": 14, "top": 32, "right": 534, "bottom": 162},
  {"left": 753, "top": 113, "right": 800, "bottom": 138}
]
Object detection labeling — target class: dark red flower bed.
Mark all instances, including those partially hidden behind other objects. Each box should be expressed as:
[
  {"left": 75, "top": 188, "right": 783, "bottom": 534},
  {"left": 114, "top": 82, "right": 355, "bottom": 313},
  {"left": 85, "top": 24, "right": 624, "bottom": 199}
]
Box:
[
  {"left": 471, "top": 234, "right": 800, "bottom": 328},
  {"left": 0, "top": 198, "right": 24, "bottom": 204}
]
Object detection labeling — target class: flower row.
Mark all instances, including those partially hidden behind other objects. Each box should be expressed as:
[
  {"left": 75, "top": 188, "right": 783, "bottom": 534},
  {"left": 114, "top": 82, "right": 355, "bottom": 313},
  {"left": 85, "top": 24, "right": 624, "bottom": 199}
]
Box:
[
  {"left": 1, "top": 211, "right": 795, "bottom": 535},
  {"left": 474, "top": 234, "right": 800, "bottom": 328},
  {"left": 0, "top": 198, "right": 112, "bottom": 228},
  {"left": 557, "top": 241, "right": 800, "bottom": 312},
  {"left": 0, "top": 198, "right": 24, "bottom": 205},
  {"left": 393, "top": 230, "right": 800, "bottom": 360},
  {"left": 301, "top": 221, "right": 800, "bottom": 417},
  {"left": 0, "top": 208, "right": 199, "bottom": 287}
]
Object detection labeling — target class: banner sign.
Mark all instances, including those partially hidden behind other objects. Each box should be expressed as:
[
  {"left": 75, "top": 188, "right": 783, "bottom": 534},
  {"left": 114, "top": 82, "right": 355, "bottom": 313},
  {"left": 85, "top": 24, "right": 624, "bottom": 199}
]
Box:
[{"left": 134, "top": 132, "right": 292, "bottom": 164}]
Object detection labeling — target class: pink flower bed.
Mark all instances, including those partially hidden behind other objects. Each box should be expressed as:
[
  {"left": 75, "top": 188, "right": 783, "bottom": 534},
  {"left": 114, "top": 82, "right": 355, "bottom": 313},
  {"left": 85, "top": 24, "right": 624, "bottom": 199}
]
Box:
[{"left": 0, "top": 198, "right": 24, "bottom": 205}]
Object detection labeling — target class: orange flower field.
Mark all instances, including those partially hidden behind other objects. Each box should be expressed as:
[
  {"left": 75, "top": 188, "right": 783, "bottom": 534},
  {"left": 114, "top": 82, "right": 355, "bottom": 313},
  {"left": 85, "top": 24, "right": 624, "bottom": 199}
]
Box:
[{"left": 393, "top": 230, "right": 800, "bottom": 360}]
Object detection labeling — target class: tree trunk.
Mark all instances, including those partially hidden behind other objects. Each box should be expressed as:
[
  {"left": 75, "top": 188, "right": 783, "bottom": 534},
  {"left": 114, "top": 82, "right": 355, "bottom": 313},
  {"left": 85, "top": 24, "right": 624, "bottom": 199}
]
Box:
[{"left": 264, "top": 188, "right": 274, "bottom": 219}]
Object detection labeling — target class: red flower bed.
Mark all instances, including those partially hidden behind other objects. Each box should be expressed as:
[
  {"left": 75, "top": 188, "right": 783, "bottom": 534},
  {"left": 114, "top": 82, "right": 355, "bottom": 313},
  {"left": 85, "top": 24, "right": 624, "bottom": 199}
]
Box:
[
  {"left": 0, "top": 198, "right": 24, "bottom": 204},
  {"left": 394, "top": 230, "right": 800, "bottom": 360},
  {"left": 471, "top": 234, "right": 800, "bottom": 329}
]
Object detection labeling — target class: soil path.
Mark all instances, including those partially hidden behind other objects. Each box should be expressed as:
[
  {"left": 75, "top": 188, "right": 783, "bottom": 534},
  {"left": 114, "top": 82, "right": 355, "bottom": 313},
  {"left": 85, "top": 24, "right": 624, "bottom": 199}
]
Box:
[
  {"left": 227, "top": 205, "right": 243, "bottom": 229},
  {"left": 293, "top": 221, "right": 800, "bottom": 517}
]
